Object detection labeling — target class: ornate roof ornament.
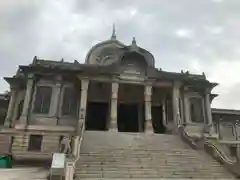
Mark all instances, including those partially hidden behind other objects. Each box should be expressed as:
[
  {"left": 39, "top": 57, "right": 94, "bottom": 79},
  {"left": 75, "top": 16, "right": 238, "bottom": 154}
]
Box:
[
  {"left": 132, "top": 37, "right": 137, "bottom": 46},
  {"left": 130, "top": 37, "right": 138, "bottom": 51},
  {"left": 32, "top": 56, "right": 37, "bottom": 65},
  {"left": 202, "top": 72, "right": 206, "bottom": 78},
  {"left": 111, "top": 23, "right": 116, "bottom": 40}
]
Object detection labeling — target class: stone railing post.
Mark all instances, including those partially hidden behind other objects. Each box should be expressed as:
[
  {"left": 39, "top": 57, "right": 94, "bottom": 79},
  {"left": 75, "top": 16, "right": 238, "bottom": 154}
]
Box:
[
  {"left": 144, "top": 85, "right": 153, "bottom": 132},
  {"left": 4, "top": 88, "right": 17, "bottom": 127},
  {"left": 110, "top": 82, "right": 119, "bottom": 131},
  {"left": 65, "top": 161, "right": 75, "bottom": 180},
  {"left": 77, "top": 79, "right": 89, "bottom": 135}
]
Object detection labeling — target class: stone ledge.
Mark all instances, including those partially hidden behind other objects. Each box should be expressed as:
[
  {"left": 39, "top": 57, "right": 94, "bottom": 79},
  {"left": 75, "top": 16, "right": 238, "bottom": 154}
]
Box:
[{"left": 15, "top": 125, "right": 75, "bottom": 132}]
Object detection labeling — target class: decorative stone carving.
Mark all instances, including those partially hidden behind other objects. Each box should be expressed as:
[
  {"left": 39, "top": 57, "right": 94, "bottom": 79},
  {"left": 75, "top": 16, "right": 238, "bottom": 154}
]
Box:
[
  {"left": 85, "top": 41, "right": 124, "bottom": 65},
  {"left": 59, "top": 136, "right": 72, "bottom": 155}
]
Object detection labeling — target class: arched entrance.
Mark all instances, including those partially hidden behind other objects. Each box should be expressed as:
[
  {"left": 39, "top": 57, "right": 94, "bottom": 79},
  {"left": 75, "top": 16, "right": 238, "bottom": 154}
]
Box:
[
  {"left": 117, "top": 83, "right": 144, "bottom": 132},
  {"left": 85, "top": 81, "right": 111, "bottom": 131}
]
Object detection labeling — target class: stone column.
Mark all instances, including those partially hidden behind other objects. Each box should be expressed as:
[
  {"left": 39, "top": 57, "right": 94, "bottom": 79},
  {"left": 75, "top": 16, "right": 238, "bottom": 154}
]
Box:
[
  {"left": 4, "top": 89, "right": 17, "bottom": 127},
  {"left": 77, "top": 79, "right": 89, "bottom": 135},
  {"left": 205, "top": 88, "right": 215, "bottom": 135},
  {"left": 179, "top": 94, "right": 184, "bottom": 124},
  {"left": 172, "top": 82, "right": 181, "bottom": 127},
  {"left": 50, "top": 77, "right": 62, "bottom": 124},
  {"left": 184, "top": 95, "right": 190, "bottom": 123},
  {"left": 162, "top": 99, "right": 167, "bottom": 127},
  {"left": 110, "top": 82, "right": 119, "bottom": 131},
  {"left": 144, "top": 85, "right": 153, "bottom": 132},
  {"left": 138, "top": 104, "right": 143, "bottom": 132},
  {"left": 19, "top": 75, "right": 34, "bottom": 125}
]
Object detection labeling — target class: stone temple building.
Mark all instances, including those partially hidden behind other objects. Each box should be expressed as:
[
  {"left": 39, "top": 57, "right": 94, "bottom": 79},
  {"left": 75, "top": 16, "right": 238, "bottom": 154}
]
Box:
[{"left": 1, "top": 28, "right": 240, "bottom": 179}]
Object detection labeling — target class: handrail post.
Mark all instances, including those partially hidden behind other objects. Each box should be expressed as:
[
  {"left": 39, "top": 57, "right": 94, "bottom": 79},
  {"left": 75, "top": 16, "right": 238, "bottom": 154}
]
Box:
[{"left": 65, "top": 161, "right": 75, "bottom": 180}]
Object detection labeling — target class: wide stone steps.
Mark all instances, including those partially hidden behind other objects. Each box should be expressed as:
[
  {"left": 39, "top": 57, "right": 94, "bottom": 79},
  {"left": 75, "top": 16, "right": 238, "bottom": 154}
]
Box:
[{"left": 76, "top": 131, "right": 236, "bottom": 179}]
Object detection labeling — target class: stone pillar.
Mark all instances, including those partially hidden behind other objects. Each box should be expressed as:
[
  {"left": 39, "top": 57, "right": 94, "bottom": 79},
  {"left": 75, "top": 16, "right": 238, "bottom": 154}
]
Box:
[
  {"left": 179, "top": 94, "right": 184, "bottom": 124},
  {"left": 162, "top": 99, "right": 167, "bottom": 127},
  {"left": 138, "top": 104, "right": 143, "bottom": 132},
  {"left": 50, "top": 77, "right": 62, "bottom": 124},
  {"left": 4, "top": 89, "right": 17, "bottom": 127},
  {"left": 172, "top": 82, "right": 181, "bottom": 127},
  {"left": 144, "top": 85, "right": 153, "bottom": 132},
  {"left": 205, "top": 89, "right": 215, "bottom": 135},
  {"left": 110, "top": 82, "right": 119, "bottom": 131},
  {"left": 184, "top": 96, "right": 190, "bottom": 123},
  {"left": 77, "top": 79, "right": 89, "bottom": 135},
  {"left": 19, "top": 75, "right": 34, "bottom": 125}
]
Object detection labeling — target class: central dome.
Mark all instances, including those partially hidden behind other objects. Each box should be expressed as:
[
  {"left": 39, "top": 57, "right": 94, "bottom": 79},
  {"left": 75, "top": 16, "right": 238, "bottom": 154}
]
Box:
[{"left": 84, "top": 26, "right": 155, "bottom": 68}]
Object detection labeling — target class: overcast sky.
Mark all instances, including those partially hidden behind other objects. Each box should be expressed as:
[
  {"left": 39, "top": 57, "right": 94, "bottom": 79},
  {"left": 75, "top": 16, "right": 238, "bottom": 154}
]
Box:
[{"left": 0, "top": 0, "right": 240, "bottom": 109}]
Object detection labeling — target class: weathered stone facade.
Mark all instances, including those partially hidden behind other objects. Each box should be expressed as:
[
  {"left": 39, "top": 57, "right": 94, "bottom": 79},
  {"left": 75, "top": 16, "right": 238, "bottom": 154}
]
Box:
[{"left": 1, "top": 31, "right": 235, "bottom": 162}]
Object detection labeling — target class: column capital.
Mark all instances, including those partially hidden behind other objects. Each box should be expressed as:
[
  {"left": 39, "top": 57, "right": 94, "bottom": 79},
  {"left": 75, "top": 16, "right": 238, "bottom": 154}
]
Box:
[
  {"left": 144, "top": 85, "right": 152, "bottom": 96},
  {"left": 205, "top": 88, "right": 212, "bottom": 94},
  {"left": 81, "top": 79, "right": 89, "bottom": 91},
  {"left": 173, "top": 81, "right": 181, "bottom": 88},
  {"left": 54, "top": 75, "right": 62, "bottom": 86}
]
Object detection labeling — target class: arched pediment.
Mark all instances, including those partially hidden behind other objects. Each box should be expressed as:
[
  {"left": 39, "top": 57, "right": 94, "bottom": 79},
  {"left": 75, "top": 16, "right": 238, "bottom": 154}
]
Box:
[
  {"left": 119, "top": 45, "right": 155, "bottom": 68},
  {"left": 85, "top": 40, "right": 125, "bottom": 65},
  {"left": 84, "top": 36, "right": 155, "bottom": 68},
  {"left": 118, "top": 52, "right": 148, "bottom": 78}
]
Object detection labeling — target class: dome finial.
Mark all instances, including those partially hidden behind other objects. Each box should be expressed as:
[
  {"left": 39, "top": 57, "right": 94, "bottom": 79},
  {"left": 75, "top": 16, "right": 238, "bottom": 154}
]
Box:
[
  {"left": 132, "top": 37, "right": 137, "bottom": 45},
  {"left": 111, "top": 23, "right": 116, "bottom": 40},
  {"left": 130, "top": 37, "right": 138, "bottom": 51}
]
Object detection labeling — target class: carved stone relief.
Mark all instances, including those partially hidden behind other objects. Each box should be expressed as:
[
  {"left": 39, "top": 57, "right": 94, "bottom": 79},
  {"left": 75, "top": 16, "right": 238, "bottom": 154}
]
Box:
[{"left": 86, "top": 41, "right": 124, "bottom": 65}]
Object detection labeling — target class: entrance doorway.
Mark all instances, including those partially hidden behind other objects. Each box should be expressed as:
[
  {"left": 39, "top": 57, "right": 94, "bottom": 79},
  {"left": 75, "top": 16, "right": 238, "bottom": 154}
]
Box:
[
  {"left": 152, "top": 106, "right": 166, "bottom": 134},
  {"left": 117, "top": 103, "right": 139, "bottom": 132},
  {"left": 86, "top": 102, "right": 109, "bottom": 131}
]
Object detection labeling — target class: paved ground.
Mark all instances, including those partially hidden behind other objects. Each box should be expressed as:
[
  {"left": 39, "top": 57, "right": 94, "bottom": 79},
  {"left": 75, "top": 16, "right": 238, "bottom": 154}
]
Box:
[{"left": 0, "top": 167, "right": 48, "bottom": 180}]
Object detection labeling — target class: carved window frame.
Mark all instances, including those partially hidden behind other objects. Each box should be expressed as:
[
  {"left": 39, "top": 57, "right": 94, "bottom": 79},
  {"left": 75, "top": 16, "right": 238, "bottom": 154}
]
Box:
[
  {"left": 31, "top": 80, "right": 54, "bottom": 117},
  {"left": 60, "top": 86, "right": 78, "bottom": 117},
  {"left": 185, "top": 93, "right": 206, "bottom": 124}
]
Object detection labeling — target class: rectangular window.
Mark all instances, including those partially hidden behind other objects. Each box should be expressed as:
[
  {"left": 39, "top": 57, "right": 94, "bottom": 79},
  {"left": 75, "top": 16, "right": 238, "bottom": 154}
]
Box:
[
  {"left": 33, "top": 86, "right": 52, "bottom": 114},
  {"left": 61, "top": 87, "right": 78, "bottom": 116},
  {"left": 190, "top": 98, "right": 204, "bottom": 123},
  {"left": 28, "top": 135, "right": 42, "bottom": 151}
]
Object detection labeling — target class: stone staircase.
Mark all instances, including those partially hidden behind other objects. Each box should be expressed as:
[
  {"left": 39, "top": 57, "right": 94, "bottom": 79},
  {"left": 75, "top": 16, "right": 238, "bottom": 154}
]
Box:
[
  {"left": 76, "top": 131, "right": 236, "bottom": 179},
  {"left": 0, "top": 167, "right": 48, "bottom": 180}
]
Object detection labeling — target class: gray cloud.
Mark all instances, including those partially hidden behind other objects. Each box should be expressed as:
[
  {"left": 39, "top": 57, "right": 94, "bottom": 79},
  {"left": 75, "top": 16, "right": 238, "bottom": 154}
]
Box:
[{"left": 0, "top": 0, "right": 240, "bottom": 109}]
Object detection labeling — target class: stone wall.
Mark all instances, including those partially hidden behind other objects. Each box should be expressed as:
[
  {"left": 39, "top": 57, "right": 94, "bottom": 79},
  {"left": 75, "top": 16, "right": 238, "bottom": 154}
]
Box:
[{"left": 11, "top": 126, "right": 74, "bottom": 160}]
